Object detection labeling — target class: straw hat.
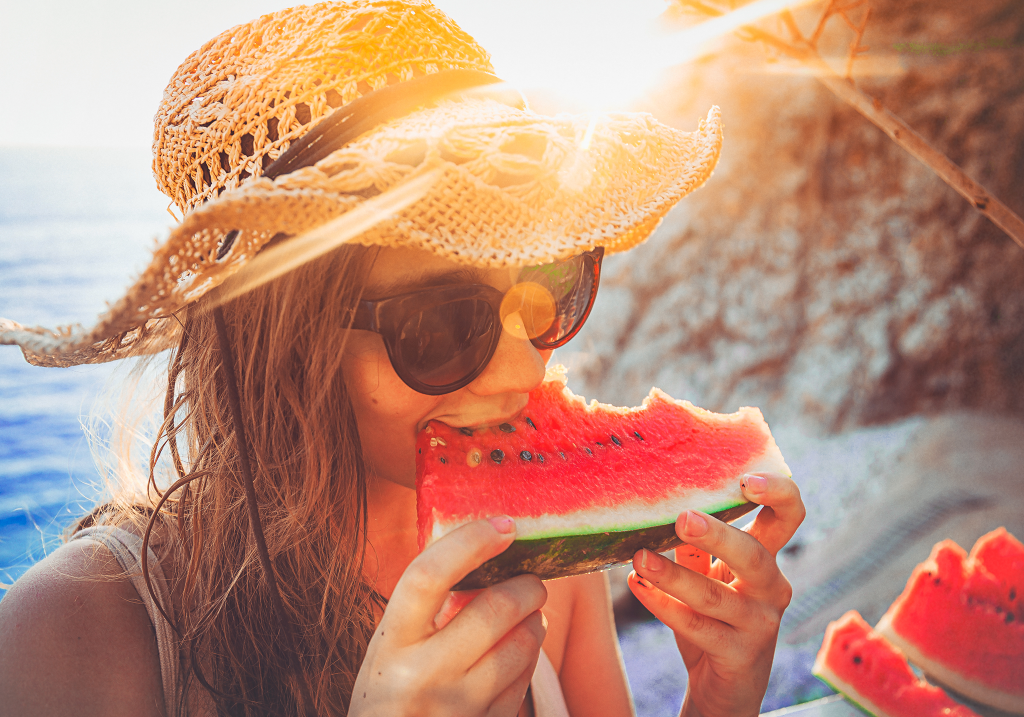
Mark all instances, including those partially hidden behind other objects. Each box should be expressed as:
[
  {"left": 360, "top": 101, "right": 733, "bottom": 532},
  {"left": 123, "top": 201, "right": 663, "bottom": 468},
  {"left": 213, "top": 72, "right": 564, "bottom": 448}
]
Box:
[{"left": 0, "top": 0, "right": 723, "bottom": 367}]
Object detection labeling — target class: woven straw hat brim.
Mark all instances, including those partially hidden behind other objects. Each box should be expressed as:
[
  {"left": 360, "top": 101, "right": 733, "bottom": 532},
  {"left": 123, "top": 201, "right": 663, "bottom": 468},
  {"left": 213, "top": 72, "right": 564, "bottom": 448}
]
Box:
[{"left": 1, "top": 100, "right": 722, "bottom": 367}]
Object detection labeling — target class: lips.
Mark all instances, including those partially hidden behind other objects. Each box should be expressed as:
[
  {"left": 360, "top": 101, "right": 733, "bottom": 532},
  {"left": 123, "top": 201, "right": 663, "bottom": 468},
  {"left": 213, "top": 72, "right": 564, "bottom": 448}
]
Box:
[{"left": 425, "top": 395, "right": 530, "bottom": 433}]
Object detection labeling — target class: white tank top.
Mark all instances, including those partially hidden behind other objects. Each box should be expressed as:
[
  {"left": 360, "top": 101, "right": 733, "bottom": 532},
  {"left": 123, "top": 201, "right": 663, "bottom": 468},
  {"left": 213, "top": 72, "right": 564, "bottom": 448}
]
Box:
[{"left": 71, "top": 526, "right": 570, "bottom": 717}]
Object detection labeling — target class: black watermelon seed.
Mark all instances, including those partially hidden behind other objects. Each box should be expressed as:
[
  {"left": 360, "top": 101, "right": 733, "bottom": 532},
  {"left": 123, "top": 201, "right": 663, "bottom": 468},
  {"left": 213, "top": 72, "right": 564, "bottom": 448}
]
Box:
[
  {"left": 459, "top": 427, "right": 473, "bottom": 436},
  {"left": 520, "top": 451, "right": 533, "bottom": 461},
  {"left": 634, "top": 430, "right": 644, "bottom": 441},
  {"left": 490, "top": 449, "right": 504, "bottom": 464},
  {"left": 559, "top": 452, "right": 567, "bottom": 460},
  {"left": 1011, "top": 588, "right": 1017, "bottom": 601},
  {"left": 595, "top": 441, "right": 604, "bottom": 448},
  {"left": 852, "top": 655, "right": 862, "bottom": 665},
  {"left": 418, "top": 449, "right": 422, "bottom": 454},
  {"left": 526, "top": 417, "right": 537, "bottom": 430},
  {"left": 610, "top": 435, "right": 621, "bottom": 446},
  {"left": 585, "top": 447, "right": 593, "bottom": 456},
  {"left": 499, "top": 423, "right": 515, "bottom": 433},
  {"left": 537, "top": 454, "right": 544, "bottom": 463},
  {"left": 1007, "top": 612, "right": 1016, "bottom": 624},
  {"left": 439, "top": 456, "right": 446, "bottom": 464},
  {"left": 934, "top": 577, "right": 941, "bottom": 586}
]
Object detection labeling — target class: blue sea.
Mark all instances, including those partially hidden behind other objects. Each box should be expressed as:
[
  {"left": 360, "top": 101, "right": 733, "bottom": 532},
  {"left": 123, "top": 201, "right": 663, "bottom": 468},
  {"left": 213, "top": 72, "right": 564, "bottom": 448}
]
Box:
[{"left": 0, "top": 147, "right": 169, "bottom": 590}]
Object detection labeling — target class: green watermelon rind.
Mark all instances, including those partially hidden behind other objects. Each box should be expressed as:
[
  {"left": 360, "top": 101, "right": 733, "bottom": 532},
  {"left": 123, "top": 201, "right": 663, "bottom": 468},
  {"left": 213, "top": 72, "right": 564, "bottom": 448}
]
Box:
[
  {"left": 810, "top": 671, "right": 881, "bottom": 717},
  {"left": 452, "top": 502, "right": 756, "bottom": 591},
  {"left": 435, "top": 495, "right": 751, "bottom": 543}
]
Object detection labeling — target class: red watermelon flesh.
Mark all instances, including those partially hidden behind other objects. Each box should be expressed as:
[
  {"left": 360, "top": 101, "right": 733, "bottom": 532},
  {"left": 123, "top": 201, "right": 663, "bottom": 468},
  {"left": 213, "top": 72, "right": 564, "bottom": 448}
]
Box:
[
  {"left": 415, "top": 366, "right": 789, "bottom": 589},
  {"left": 813, "top": 610, "right": 981, "bottom": 717},
  {"left": 972, "top": 527, "right": 1024, "bottom": 616},
  {"left": 876, "top": 530, "right": 1024, "bottom": 714}
]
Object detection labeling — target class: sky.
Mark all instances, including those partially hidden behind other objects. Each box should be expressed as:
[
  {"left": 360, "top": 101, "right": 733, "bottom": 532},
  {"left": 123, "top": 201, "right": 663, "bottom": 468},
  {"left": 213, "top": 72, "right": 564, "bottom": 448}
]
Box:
[{"left": 0, "top": 0, "right": 676, "bottom": 148}]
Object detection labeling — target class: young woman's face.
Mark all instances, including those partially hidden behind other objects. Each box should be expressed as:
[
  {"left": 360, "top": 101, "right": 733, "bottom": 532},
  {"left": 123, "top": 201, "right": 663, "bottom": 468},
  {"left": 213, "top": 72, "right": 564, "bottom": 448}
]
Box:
[{"left": 342, "top": 246, "right": 553, "bottom": 489}]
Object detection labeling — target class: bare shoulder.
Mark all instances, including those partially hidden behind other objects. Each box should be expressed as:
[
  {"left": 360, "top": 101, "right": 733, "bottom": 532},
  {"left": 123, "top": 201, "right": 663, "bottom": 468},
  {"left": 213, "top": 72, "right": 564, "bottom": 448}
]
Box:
[{"left": 0, "top": 536, "right": 166, "bottom": 717}]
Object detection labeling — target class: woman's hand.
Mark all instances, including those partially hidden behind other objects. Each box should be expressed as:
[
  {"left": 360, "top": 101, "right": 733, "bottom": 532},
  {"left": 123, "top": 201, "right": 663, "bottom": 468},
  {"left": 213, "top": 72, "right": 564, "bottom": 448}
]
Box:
[
  {"left": 350, "top": 516, "right": 547, "bottom": 717},
  {"left": 628, "top": 473, "right": 805, "bottom": 717}
]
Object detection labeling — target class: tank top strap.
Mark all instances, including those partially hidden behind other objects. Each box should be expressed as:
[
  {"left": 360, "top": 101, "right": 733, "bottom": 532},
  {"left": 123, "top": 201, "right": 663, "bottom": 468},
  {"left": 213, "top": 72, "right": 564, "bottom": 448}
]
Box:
[
  {"left": 70, "top": 526, "right": 181, "bottom": 717},
  {"left": 531, "top": 648, "right": 571, "bottom": 717}
]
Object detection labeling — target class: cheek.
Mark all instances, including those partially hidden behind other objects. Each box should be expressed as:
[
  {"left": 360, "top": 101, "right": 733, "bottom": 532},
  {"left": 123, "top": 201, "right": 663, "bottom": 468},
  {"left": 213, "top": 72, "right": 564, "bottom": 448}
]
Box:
[{"left": 342, "top": 333, "right": 437, "bottom": 488}]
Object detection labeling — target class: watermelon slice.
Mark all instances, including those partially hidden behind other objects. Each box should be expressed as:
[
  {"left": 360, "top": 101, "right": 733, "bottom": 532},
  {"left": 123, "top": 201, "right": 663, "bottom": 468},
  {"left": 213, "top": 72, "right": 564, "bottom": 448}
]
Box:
[
  {"left": 813, "top": 610, "right": 981, "bottom": 717},
  {"left": 875, "top": 529, "right": 1024, "bottom": 714},
  {"left": 415, "top": 366, "right": 789, "bottom": 589}
]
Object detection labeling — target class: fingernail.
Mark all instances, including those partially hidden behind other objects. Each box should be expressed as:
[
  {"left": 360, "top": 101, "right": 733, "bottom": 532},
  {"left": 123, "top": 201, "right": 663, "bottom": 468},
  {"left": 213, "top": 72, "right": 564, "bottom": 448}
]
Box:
[
  {"left": 681, "top": 510, "right": 708, "bottom": 537},
  {"left": 743, "top": 474, "right": 768, "bottom": 493},
  {"left": 629, "top": 571, "right": 653, "bottom": 589},
  {"left": 488, "top": 516, "right": 515, "bottom": 534},
  {"left": 642, "top": 548, "right": 661, "bottom": 571}
]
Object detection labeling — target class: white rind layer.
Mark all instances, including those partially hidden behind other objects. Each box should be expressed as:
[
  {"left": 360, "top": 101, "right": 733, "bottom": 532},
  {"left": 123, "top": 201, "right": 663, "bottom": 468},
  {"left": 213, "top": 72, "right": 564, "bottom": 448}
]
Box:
[
  {"left": 876, "top": 614, "right": 1024, "bottom": 715},
  {"left": 429, "top": 450, "right": 788, "bottom": 543},
  {"left": 811, "top": 657, "right": 891, "bottom": 717}
]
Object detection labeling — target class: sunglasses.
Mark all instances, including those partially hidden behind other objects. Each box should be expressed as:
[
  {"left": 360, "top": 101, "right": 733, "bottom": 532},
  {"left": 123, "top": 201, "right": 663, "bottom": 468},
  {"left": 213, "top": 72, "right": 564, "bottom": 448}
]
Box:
[{"left": 347, "top": 247, "right": 603, "bottom": 395}]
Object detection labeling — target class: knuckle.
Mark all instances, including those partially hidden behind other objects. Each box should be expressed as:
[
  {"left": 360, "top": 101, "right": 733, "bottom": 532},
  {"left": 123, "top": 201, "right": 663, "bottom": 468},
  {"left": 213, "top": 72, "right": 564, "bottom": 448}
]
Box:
[
  {"left": 477, "top": 589, "right": 514, "bottom": 622},
  {"left": 777, "top": 574, "right": 794, "bottom": 609},
  {"left": 513, "top": 573, "right": 548, "bottom": 610},
  {"left": 401, "top": 564, "right": 440, "bottom": 597},
  {"left": 518, "top": 615, "right": 546, "bottom": 650},
  {"left": 700, "top": 579, "right": 725, "bottom": 610},
  {"left": 747, "top": 542, "right": 772, "bottom": 573},
  {"left": 795, "top": 502, "right": 808, "bottom": 524},
  {"left": 759, "top": 605, "right": 783, "bottom": 636},
  {"left": 686, "top": 609, "right": 710, "bottom": 634}
]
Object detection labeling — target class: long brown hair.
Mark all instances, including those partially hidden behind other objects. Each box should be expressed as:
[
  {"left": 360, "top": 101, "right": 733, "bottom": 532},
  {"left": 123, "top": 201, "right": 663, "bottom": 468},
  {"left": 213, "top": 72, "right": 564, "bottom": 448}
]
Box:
[{"left": 74, "top": 243, "right": 383, "bottom": 716}]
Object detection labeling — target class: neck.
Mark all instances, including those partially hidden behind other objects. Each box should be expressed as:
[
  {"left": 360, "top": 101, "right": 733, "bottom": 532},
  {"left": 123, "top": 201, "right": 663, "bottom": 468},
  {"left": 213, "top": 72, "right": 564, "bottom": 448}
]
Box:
[{"left": 364, "top": 474, "right": 420, "bottom": 601}]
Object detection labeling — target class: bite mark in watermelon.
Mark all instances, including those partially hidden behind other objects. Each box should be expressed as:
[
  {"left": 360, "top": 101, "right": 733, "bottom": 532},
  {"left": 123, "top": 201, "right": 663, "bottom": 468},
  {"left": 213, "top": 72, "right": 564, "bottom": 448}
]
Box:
[
  {"left": 875, "top": 529, "right": 1024, "bottom": 714},
  {"left": 813, "top": 610, "right": 981, "bottom": 717},
  {"left": 415, "top": 366, "right": 790, "bottom": 589}
]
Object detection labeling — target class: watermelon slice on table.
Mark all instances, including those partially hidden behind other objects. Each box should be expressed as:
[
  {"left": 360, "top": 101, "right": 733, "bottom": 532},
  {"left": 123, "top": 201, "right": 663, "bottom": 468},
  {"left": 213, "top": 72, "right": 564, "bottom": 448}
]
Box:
[
  {"left": 875, "top": 529, "right": 1024, "bottom": 714},
  {"left": 813, "top": 610, "right": 981, "bottom": 717},
  {"left": 415, "top": 366, "right": 790, "bottom": 590}
]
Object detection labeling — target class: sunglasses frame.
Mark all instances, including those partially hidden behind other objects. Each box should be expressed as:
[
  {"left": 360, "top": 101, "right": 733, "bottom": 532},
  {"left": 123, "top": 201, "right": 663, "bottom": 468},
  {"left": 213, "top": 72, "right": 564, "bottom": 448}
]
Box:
[{"left": 347, "top": 247, "right": 603, "bottom": 395}]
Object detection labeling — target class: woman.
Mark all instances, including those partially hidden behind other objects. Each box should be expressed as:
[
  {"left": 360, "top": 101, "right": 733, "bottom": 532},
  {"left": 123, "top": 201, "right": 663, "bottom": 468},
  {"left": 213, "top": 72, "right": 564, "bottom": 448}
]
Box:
[{"left": 0, "top": 2, "right": 803, "bottom": 715}]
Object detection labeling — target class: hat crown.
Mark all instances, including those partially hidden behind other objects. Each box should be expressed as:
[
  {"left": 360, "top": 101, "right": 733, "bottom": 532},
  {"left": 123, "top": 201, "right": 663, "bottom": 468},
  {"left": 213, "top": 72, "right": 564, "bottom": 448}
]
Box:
[{"left": 152, "top": 0, "right": 493, "bottom": 214}]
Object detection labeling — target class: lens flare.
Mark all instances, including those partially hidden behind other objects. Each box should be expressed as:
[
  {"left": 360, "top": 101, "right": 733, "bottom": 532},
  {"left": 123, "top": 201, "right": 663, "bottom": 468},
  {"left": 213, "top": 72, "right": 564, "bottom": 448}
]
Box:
[
  {"left": 500, "top": 281, "right": 557, "bottom": 340},
  {"left": 436, "top": 0, "right": 821, "bottom": 112}
]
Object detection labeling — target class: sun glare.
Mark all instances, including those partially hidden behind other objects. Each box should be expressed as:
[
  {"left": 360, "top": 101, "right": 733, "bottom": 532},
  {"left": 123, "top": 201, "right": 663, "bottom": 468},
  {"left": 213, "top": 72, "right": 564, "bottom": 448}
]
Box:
[{"left": 436, "top": 0, "right": 821, "bottom": 112}]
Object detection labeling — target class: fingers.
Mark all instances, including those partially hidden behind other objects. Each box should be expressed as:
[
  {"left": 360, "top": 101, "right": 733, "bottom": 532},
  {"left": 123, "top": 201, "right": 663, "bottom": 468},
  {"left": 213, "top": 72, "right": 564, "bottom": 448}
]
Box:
[
  {"left": 386, "top": 517, "right": 516, "bottom": 642},
  {"left": 740, "top": 473, "right": 806, "bottom": 556},
  {"left": 433, "top": 589, "right": 482, "bottom": 631},
  {"left": 674, "top": 510, "right": 785, "bottom": 603},
  {"left": 471, "top": 610, "right": 546, "bottom": 712},
  {"left": 633, "top": 548, "right": 744, "bottom": 623},
  {"left": 626, "top": 569, "right": 735, "bottom": 656},
  {"left": 486, "top": 661, "right": 537, "bottom": 717},
  {"left": 434, "top": 574, "right": 547, "bottom": 665}
]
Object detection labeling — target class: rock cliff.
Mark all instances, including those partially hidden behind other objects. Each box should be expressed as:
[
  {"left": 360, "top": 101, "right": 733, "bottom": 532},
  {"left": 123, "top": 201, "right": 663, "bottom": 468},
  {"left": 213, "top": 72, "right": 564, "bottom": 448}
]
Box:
[{"left": 566, "top": 0, "right": 1024, "bottom": 430}]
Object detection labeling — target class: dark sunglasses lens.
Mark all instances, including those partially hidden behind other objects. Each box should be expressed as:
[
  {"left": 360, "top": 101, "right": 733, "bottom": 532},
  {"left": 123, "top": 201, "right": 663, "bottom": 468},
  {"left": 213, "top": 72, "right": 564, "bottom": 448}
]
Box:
[
  {"left": 396, "top": 298, "right": 496, "bottom": 388},
  {"left": 519, "top": 252, "right": 596, "bottom": 347}
]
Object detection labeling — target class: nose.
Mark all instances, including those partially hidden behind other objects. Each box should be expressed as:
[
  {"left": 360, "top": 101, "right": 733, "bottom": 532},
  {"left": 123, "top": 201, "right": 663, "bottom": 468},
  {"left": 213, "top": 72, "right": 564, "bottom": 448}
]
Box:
[{"left": 468, "top": 312, "right": 549, "bottom": 397}]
